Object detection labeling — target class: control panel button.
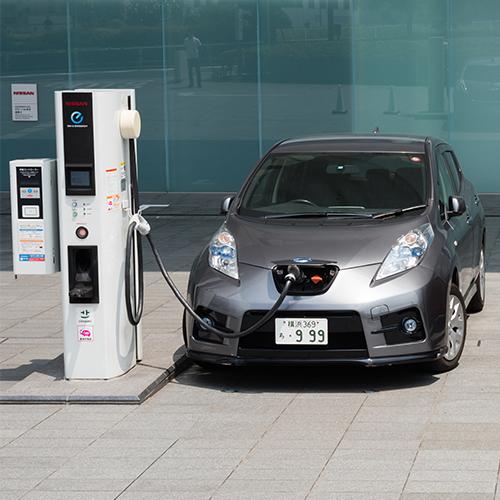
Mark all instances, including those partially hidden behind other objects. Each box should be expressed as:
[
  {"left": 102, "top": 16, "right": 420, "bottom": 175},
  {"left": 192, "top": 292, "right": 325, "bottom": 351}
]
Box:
[{"left": 76, "top": 226, "right": 89, "bottom": 239}]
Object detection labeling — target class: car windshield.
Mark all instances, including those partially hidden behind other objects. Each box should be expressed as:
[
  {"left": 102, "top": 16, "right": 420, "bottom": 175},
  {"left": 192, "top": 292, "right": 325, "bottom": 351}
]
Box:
[{"left": 239, "top": 152, "right": 428, "bottom": 218}]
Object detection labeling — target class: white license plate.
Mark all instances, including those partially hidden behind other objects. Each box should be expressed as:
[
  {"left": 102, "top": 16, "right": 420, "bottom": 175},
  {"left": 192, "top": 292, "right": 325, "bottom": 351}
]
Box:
[{"left": 275, "top": 318, "right": 328, "bottom": 345}]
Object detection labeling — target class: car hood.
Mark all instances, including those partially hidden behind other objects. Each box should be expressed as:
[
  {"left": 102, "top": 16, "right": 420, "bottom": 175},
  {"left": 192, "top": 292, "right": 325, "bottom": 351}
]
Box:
[{"left": 227, "top": 215, "right": 427, "bottom": 270}]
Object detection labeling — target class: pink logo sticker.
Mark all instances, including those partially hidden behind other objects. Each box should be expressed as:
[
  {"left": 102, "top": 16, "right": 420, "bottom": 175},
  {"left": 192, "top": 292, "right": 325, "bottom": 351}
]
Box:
[{"left": 78, "top": 325, "right": 94, "bottom": 342}]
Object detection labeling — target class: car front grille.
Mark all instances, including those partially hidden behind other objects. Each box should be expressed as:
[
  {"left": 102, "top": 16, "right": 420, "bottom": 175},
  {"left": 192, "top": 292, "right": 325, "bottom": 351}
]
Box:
[{"left": 238, "top": 310, "right": 368, "bottom": 359}]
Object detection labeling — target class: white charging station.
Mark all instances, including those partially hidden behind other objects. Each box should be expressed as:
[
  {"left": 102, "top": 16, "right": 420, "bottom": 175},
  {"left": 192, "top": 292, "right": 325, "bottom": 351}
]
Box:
[
  {"left": 9, "top": 159, "right": 60, "bottom": 275},
  {"left": 54, "top": 89, "right": 142, "bottom": 379}
]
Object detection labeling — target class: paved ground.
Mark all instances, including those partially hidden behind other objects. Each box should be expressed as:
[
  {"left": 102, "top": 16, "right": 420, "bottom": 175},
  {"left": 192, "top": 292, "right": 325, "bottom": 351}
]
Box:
[{"left": 0, "top": 204, "right": 499, "bottom": 498}]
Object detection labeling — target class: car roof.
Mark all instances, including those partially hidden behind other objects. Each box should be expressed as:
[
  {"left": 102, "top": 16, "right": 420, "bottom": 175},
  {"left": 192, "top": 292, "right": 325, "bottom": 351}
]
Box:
[{"left": 272, "top": 134, "right": 440, "bottom": 154}]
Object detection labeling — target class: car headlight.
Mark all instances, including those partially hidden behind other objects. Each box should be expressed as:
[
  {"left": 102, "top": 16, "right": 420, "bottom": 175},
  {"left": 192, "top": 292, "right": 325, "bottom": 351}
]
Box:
[
  {"left": 208, "top": 225, "right": 239, "bottom": 279},
  {"left": 375, "top": 223, "right": 434, "bottom": 281}
]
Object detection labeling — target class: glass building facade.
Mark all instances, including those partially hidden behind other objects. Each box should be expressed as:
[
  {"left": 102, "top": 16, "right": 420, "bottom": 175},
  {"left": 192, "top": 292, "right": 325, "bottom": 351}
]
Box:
[{"left": 1, "top": 0, "right": 500, "bottom": 193}]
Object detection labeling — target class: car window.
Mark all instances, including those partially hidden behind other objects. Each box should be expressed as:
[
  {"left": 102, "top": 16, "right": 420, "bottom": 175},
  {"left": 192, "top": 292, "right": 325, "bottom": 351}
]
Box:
[
  {"left": 444, "top": 151, "right": 461, "bottom": 193},
  {"left": 240, "top": 152, "right": 428, "bottom": 217},
  {"left": 437, "top": 153, "right": 456, "bottom": 217}
]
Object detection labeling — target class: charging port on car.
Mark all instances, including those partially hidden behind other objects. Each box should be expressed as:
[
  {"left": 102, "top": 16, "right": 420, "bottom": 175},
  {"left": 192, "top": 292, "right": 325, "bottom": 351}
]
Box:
[{"left": 272, "top": 264, "right": 338, "bottom": 296}]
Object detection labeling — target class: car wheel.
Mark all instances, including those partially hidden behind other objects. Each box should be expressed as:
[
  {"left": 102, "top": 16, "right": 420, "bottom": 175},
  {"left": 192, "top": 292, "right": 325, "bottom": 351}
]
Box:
[
  {"left": 467, "top": 246, "right": 486, "bottom": 313},
  {"left": 429, "top": 283, "right": 467, "bottom": 373}
]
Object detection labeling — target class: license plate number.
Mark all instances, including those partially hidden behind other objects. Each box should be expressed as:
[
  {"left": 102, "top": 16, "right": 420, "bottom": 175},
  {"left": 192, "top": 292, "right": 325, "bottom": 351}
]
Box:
[{"left": 275, "top": 318, "right": 328, "bottom": 345}]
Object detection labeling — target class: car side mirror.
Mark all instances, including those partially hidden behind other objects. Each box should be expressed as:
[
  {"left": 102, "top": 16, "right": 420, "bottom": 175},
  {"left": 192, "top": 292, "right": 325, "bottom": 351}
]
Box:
[
  {"left": 220, "top": 196, "right": 234, "bottom": 215},
  {"left": 448, "top": 195, "right": 466, "bottom": 217}
]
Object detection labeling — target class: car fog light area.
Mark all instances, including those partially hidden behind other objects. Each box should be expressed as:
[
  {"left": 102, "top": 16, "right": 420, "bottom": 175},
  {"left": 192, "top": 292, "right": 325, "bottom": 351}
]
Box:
[
  {"left": 402, "top": 317, "right": 418, "bottom": 334},
  {"left": 375, "top": 223, "right": 434, "bottom": 281},
  {"left": 208, "top": 225, "right": 239, "bottom": 279}
]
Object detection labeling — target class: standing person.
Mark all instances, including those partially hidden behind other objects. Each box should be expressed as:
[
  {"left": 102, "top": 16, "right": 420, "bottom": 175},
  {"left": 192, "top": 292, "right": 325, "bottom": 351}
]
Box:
[{"left": 184, "top": 33, "right": 202, "bottom": 88}]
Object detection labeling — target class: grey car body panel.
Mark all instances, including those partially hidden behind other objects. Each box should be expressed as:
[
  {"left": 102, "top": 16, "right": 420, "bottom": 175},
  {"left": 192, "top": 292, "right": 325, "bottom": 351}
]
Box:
[{"left": 185, "top": 135, "right": 485, "bottom": 366}]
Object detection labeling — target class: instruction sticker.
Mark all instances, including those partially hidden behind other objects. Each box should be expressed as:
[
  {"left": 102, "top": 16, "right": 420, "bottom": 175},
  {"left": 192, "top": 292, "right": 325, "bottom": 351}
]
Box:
[
  {"left": 17, "top": 221, "right": 45, "bottom": 261},
  {"left": 78, "top": 325, "right": 94, "bottom": 342},
  {"left": 105, "top": 167, "right": 121, "bottom": 211}
]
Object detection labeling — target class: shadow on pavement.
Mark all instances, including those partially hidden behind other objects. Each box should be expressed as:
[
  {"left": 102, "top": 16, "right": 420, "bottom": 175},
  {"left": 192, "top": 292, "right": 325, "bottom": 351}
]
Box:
[
  {"left": 176, "top": 363, "right": 440, "bottom": 394},
  {"left": 0, "top": 354, "right": 64, "bottom": 382}
]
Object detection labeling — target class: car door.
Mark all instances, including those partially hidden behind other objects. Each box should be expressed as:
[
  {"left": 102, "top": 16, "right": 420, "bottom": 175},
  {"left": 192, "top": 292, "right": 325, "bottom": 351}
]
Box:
[
  {"left": 435, "top": 147, "right": 475, "bottom": 295},
  {"left": 444, "top": 150, "right": 482, "bottom": 269}
]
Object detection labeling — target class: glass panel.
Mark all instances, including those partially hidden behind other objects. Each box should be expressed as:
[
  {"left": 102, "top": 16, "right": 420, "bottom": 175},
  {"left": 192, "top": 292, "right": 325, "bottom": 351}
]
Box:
[
  {"left": 448, "top": 0, "right": 500, "bottom": 193},
  {"left": 259, "top": 0, "right": 353, "bottom": 151},
  {"left": 0, "top": 0, "right": 68, "bottom": 190},
  {"left": 352, "top": 0, "right": 449, "bottom": 137},
  {"left": 165, "top": 0, "right": 259, "bottom": 191},
  {"left": 69, "top": 0, "right": 166, "bottom": 191}
]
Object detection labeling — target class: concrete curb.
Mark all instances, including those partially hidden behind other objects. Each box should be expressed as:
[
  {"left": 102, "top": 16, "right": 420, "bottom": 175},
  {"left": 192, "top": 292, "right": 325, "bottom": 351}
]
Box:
[{"left": 0, "top": 355, "right": 192, "bottom": 405}]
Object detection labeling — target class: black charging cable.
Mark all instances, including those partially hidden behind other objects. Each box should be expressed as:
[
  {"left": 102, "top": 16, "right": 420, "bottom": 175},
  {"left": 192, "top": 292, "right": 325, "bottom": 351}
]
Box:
[
  {"left": 144, "top": 231, "right": 297, "bottom": 339},
  {"left": 123, "top": 120, "right": 297, "bottom": 335},
  {"left": 125, "top": 138, "right": 144, "bottom": 326}
]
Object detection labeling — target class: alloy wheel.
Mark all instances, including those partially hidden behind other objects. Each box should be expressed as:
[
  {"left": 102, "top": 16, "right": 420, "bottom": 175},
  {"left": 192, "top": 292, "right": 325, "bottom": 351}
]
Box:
[{"left": 444, "top": 294, "right": 465, "bottom": 361}]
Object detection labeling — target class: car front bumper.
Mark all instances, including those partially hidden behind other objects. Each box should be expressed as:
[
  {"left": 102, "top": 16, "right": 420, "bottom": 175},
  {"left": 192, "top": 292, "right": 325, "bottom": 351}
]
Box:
[{"left": 185, "top": 260, "right": 449, "bottom": 366}]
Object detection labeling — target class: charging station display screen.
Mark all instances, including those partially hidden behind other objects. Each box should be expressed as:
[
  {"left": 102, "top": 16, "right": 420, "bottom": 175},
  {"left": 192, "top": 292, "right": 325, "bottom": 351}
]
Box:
[{"left": 70, "top": 170, "right": 91, "bottom": 188}]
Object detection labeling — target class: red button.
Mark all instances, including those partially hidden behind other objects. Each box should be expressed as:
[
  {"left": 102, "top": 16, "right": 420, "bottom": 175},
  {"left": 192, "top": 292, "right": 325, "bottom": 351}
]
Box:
[
  {"left": 76, "top": 226, "right": 88, "bottom": 239},
  {"left": 310, "top": 275, "right": 323, "bottom": 285}
]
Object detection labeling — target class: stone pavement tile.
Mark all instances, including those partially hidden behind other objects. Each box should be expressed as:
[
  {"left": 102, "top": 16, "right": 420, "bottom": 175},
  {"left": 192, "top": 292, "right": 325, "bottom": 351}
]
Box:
[
  {"left": 309, "top": 478, "right": 405, "bottom": 493},
  {"left": 336, "top": 438, "right": 420, "bottom": 450},
  {"left": 214, "top": 494, "right": 305, "bottom": 500},
  {"left": 23, "top": 492, "right": 119, "bottom": 500},
  {"left": 0, "top": 457, "right": 68, "bottom": 469},
  {"left": 401, "top": 494, "right": 493, "bottom": 500},
  {"left": 325, "top": 457, "right": 414, "bottom": 472},
  {"left": 34, "top": 478, "right": 132, "bottom": 492},
  {"left": 430, "top": 398, "right": 500, "bottom": 424},
  {"left": 245, "top": 447, "right": 332, "bottom": 462},
  {"left": 213, "top": 478, "right": 313, "bottom": 495},
  {"left": 0, "top": 446, "right": 78, "bottom": 458},
  {"left": 126, "top": 478, "right": 222, "bottom": 493},
  {"left": 308, "top": 493, "right": 401, "bottom": 500},
  {"left": 6, "top": 437, "right": 94, "bottom": 450},
  {"left": 141, "top": 457, "right": 241, "bottom": 471},
  {"left": 165, "top": 446, "right": 251, "bottom": 459},
  {"left": 332, "top": 448, "right": 418, "bottom": 461},
  {"left": 0, "top": 492, "right": 27, "bottom": 500},
  {"left": 49, "top": 456, "right": 156, "bottom": 480},
  {"left": 256, "top": 436, "right": 342, "bottom": 450},
  {"left": 119, "top": 493, "right": 210, "bottom": 500},
  {"left": 354, "top": 405, "right": 434, "bottom": 423},
  {"left": 404, "top": 481, "right": 497, "bottom": 494},
  {"left": 230, "top": 466, "right": 322, "bottom": 481},
  {"left": 138, "top": 466, "right": 231, "bottom": 481},
  {"left": 2, "top": 466, "right": 57, "bottom": 480},
  {"left": 320, "top": 467, "right": 409, "bottom": 481},
  {"left": 0, "top": 478, "right": 42, "bottom": 492},
  {"left": 408, "top": 470, "right": 498, "bottom": 482},
  {"left": 171, "top": 437, "right": 256, "bottom": 450}
]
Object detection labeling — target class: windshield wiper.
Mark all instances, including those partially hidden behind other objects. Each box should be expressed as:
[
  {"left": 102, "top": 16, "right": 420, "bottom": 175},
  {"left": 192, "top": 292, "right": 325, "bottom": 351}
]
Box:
[
  {"left": 372, "top": 204, "right": 427, "bottom": 220},
  {"left": 264, "top": 211, "right": 374, "bottom": 220}
]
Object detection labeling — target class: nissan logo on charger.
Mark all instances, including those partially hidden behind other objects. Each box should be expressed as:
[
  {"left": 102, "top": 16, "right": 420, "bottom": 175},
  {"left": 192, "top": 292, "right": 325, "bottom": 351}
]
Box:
[{"left": 70, "top": 111, "right": 84, "bottom": 125}]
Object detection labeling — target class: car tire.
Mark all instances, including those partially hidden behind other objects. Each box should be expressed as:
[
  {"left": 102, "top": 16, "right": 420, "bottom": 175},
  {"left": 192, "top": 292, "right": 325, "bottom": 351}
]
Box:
[
  {"left": 467, "top": 246, "right": 486, "bottom": 314},
  {"left": 428, "top": 283, "right": 467, "bottom": 373}
]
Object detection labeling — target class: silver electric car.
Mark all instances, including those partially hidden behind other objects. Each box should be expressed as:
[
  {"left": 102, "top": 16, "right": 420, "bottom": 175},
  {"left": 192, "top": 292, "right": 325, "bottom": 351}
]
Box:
[{"left": 184, "top": 135, "right": 486, "bottom": 372}]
